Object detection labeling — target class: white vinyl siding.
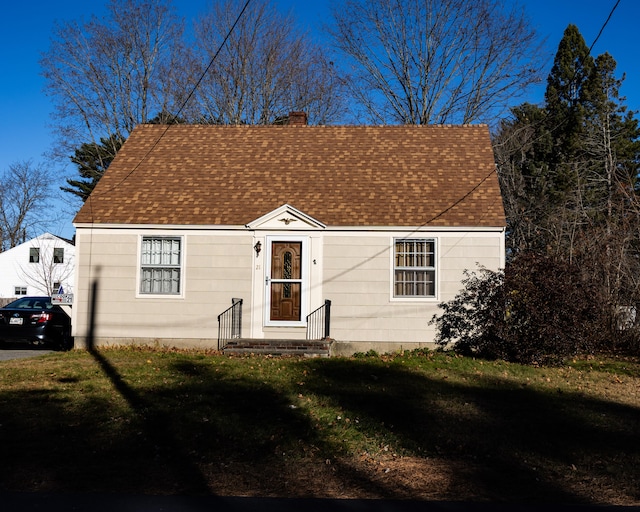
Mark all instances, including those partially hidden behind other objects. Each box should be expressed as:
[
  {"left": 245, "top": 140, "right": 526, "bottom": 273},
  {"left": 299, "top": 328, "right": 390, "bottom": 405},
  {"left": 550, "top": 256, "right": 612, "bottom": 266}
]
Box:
[{"left": 140, "top": 237, "right": 182, "bottom": 295}]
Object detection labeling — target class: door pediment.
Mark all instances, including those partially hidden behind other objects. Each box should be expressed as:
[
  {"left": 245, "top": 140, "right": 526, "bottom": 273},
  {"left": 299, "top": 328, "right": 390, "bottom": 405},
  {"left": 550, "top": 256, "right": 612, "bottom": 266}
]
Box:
[{"left": 245, "top": 204, "right": 326, "bottom": 230}]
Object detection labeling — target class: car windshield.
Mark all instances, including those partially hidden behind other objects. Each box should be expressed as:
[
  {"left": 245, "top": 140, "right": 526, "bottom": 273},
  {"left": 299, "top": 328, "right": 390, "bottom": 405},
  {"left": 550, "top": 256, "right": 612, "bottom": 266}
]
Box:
[{"left": 4, "top": 297, "right": 53, "bottom": 310}]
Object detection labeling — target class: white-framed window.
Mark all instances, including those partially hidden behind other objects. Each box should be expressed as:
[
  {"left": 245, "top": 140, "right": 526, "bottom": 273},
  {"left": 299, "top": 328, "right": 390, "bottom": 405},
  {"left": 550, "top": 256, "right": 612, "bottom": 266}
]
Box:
[
  {"left": 140, "top": 237, "right": 182, "bottom": 295},
  {"left": 53, "top": 247, "right": 64, "bottom": 264},
  {"left": 14, "top": 286, "right": 27, "bottom": 296},
  {"left": 29, "top": 247, "right": 40, "bottom": 263},
  {"left": 393, "top": 238, "right": 436, "bottom": 298}
]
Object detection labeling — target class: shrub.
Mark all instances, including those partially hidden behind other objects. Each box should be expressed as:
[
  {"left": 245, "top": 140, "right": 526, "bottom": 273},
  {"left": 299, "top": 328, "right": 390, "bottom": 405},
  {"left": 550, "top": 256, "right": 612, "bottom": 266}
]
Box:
[
  {"left": 430, "top": 266, "right": 507, "bottom": 357},
  {"left": 431, "top": 253, "right": 609, "bottom": 365}
]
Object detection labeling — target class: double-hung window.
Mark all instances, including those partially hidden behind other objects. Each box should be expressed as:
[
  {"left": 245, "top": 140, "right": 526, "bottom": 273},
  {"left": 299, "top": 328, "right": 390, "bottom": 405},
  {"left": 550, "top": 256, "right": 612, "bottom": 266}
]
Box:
[
  {"left": 394, "top": 238, "right": 436, "bottom": 298},
  {"left": 140, "top": 237, "right": 182, "bottom": 295},
  {"left": 29, "top": 248, "right": 40, "bottom": 263},
  {"left": 53, "top": 248, "right": 64, "bottom": 264}
]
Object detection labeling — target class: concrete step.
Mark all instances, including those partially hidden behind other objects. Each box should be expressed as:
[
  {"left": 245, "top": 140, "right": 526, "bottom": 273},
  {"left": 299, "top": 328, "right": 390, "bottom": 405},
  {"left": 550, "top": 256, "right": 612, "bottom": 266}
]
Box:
[{"left": 222, "top": 338, "right": 332, "bottom": 357}]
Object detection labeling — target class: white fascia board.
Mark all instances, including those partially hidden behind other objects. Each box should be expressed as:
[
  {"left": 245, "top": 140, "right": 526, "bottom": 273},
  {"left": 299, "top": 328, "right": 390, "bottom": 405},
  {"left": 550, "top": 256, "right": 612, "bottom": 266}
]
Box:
[
  {"left": 319, "top": 225, "right": 507, "bottom": 233},
  {"left": 75, "top": 223, "right": 505, "bottom": 234},
  {"left": 74, "top": 223, "right": 249, "bottom": 233}
]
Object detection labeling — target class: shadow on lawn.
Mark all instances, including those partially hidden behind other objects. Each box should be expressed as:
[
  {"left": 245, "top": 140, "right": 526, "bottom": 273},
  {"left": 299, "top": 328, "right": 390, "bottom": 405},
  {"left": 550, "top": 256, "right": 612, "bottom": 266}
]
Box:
[
  {"left": 83, "top": 279, "right": 212, "bottom": 494},
  {"left": 301, "top": 358, "right": 640, "bottom": 503},
  {"left": 0, "top": 278, "right": 638, "bottom": 503}
]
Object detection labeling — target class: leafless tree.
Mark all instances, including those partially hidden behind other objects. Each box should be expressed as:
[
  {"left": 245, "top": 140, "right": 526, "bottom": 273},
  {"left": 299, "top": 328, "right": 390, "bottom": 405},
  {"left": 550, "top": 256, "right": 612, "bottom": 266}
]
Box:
[
  {"left": 0, "top": 162, "right": 53, "bottom": 252},
  {"left": 328, "top": 0, "right": 545, "bottom": 125},
  {"left": 40, "top": 0, "right": 191, "bottom": 160},
  {"left": 192, "top": 0, "right": 347, "bottom": 125}
]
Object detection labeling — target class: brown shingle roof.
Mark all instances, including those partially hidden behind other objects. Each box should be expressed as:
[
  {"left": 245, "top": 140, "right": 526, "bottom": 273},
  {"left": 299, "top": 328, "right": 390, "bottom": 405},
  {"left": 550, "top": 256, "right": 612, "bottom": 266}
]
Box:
[{"left": 73, "top": 124, "right": 505, "bottom": 228}]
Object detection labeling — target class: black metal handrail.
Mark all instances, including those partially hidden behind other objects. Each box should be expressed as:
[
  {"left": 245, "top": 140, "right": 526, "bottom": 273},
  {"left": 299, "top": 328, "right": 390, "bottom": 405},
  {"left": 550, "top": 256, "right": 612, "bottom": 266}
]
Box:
[
  {"left": 217, "top": 298, "right": 243, "bottom": 349},
  {"left": 306, "top": 299, "right": 331, "bottom": 340}
]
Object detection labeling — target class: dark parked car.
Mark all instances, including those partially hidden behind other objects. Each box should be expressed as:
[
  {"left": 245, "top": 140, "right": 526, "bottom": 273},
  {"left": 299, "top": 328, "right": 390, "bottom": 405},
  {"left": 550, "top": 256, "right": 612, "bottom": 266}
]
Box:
[{"left": 0, "top": 296, "right": 72, "bottom": 350}]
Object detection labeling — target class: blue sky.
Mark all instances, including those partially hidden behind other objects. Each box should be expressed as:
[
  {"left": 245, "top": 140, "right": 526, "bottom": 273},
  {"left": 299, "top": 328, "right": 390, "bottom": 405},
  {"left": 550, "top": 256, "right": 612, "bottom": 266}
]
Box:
[{"left": 0, "top": 0, "right": 637, "bottom": 239}]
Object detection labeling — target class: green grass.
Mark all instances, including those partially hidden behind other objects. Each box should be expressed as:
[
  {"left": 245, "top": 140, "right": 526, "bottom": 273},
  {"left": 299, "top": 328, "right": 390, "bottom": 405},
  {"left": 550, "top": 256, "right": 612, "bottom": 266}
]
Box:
[{"left": 0, "top": 347, "right": 638, "bottom": 503}]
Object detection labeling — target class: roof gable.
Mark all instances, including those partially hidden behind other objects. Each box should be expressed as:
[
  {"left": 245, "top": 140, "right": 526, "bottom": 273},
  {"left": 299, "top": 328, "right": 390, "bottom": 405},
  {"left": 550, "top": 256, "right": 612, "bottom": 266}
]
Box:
[
  {"left": 0, "top": 233, "right": 74, "bottom": 256},
  {"left": 246, "top": 204, "right": 326, "bottom": 230},
  {"left": 74, "top": 124, "right": 505, "bottom": 228}
]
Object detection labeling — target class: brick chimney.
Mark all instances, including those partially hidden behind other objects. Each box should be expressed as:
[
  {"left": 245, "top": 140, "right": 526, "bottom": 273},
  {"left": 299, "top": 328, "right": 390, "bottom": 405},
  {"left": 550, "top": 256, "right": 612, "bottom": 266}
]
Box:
[{"left": 288, "top": 111, "right": 308, "bottom": 125}]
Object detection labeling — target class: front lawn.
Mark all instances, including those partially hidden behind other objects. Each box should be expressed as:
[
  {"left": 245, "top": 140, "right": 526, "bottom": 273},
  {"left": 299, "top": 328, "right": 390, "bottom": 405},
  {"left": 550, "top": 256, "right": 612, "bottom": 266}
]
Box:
[{"left": 0, "top": 347, "right": 638, "bottom": 504}]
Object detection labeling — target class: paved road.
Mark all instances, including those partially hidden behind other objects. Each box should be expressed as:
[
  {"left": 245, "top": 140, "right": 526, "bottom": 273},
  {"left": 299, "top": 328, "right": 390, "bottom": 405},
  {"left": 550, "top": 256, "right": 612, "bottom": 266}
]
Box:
[{"left": 0, "top": 347, "right": 54, "bottom": 361}]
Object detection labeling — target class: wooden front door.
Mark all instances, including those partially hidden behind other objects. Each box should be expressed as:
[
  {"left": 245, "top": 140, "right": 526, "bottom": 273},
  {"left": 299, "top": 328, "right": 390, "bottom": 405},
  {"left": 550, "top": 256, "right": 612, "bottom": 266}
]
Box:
[{"left": 269, "top": 241, "right": 302, "bottom": 322}]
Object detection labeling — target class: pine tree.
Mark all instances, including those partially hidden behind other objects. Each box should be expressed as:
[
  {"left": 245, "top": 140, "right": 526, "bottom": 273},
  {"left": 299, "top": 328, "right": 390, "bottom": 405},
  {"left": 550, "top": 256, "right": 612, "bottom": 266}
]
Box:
[
  {"left": 493, "top": 102, "right": 553, "bottom": 254},
  {"left": 61, "top": 135, "right": 124, "bottom": 202},
  {"left": 542, "top": 24, "right": 595, "bottom": 247},
  {"left": 495, "top": 24, "right": 640, "bottom": 258},
  {"left": 495, "top": 23, "right": 640, "bottom": 340},
  {"left": 544, "top": 24, "right": 594, "bottom": 149},
  {"left": 581, "top": 52, "right": 640, "bottom": 204}
]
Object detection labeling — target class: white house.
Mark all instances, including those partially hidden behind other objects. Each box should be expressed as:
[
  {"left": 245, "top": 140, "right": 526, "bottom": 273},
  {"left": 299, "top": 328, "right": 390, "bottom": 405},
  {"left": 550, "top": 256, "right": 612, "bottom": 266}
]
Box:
[
  {"left": 72, "top": 117, "right": 505, "bottom": 355},
  {"left": 0, "top": 233, "right": 75, "bottom": 301}
]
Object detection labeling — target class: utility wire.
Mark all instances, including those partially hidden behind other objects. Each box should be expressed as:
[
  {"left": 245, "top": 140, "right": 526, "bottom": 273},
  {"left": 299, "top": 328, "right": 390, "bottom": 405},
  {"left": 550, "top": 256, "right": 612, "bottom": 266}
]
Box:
[
  {"left": 88, "top": 0, "right": 621, "bottom": 240},
  {"left": 84, "top": 0, "right": 252, "bottom": 287},
  {"left": 495, "top": 0, "right": 622, "bottom": 152},
  {"left": 589, "top": 0, "right": 621, "bottom": 54}
]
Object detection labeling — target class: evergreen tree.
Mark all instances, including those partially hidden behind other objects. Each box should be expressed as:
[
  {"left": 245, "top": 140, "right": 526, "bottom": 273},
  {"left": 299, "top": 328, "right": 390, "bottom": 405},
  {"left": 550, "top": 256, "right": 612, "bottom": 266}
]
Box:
[
  {"left": 494, "top": 102, "right": 552, "bottom": 254},
  {"left": 61, "top": 135, "right": 124, "bottom": 202},
  {"left": 495, "top": 24, "right": 640, "bottom": 258},
  {"left": 581, "top": 52, "right": 640, "bottom": 200},
  {"left": 542, "top": 24, "right": 596, "bottom": 253},
  {"left": 494, "top": 23, "right": 640, "bottom": 342},
  {"left": 579, "top": 51, "right": 640, "bottom": 312},
  {"left": 544, "top": 24, "right": 594, "bottom": 158}
]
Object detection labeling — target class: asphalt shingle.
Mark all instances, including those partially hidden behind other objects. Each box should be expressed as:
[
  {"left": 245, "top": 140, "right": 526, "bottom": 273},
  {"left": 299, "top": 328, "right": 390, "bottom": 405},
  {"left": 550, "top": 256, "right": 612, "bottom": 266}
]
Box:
[{"left": 74, "top": 124, "right": 505, "bottom": 228}]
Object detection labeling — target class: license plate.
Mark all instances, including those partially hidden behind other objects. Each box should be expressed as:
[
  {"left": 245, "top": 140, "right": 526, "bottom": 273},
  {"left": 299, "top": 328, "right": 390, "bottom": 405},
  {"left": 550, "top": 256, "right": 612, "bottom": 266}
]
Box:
[{"left": 9, "top": 317, "right": 23, "bottom": 325}]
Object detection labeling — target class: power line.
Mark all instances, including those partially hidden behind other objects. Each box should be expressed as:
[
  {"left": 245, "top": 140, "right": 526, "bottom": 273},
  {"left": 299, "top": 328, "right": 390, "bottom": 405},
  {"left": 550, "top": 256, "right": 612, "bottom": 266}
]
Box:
[
  {"left": 589, "top": 0, "right": 621, "bottom": 54},
  {"left": 172, "top": 0, "right": 252, "bottom": 122},
  {"left": 496, "top": 0, "right": 623, "bottom": 153},
  {"left": 83, "top": 0, "right": 253, "bottom": 287}
]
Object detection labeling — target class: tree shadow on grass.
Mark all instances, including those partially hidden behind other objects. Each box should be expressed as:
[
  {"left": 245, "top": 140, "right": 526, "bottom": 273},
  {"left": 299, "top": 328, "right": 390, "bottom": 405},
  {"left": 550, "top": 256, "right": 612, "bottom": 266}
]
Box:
[
  {"left": 1, "top": 349, "right": 638, "bottom": 503},
  {"left": 0, "top": 279, "right": 330, "bottom": 496},
  {"left": 1, "top": 279, "right": 390, "bottom": 498},
  {"left": 300, "top": 357, "right": 640, "bottom": 504}
]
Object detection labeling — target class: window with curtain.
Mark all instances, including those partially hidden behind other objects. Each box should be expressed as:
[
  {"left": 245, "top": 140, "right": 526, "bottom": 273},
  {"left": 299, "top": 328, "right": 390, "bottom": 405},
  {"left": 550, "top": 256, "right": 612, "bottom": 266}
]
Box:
[
  {"left": 394, "top": 238, "right": 436, "bottom": 297},
  {"left": 140, "top": 237, "right": 182, "bottom": 295},
  {"left": 53, "top": 247, "right": 64, "bottom": 263},
  {"left": 29, "top": 247, "right": 40, "bottom": 263}
]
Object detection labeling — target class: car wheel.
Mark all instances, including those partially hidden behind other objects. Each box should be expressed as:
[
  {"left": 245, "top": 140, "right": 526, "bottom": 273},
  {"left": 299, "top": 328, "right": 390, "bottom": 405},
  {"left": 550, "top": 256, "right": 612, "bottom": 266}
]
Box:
[{"left": 58, "top": 330, "right": 74, "bottom": 351}]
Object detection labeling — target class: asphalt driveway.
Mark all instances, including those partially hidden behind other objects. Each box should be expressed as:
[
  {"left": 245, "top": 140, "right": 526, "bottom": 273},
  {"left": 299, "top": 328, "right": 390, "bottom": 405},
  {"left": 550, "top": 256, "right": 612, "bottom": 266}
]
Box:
[{"left": 0, "top": 347, "right": 54, "bottom": 361}]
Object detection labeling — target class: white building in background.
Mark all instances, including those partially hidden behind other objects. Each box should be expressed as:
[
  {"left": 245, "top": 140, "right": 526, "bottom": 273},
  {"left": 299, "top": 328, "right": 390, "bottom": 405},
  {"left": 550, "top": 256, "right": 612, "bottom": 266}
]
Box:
[{"left": 0, "top": 233, "right": 75, "bottom": 299}]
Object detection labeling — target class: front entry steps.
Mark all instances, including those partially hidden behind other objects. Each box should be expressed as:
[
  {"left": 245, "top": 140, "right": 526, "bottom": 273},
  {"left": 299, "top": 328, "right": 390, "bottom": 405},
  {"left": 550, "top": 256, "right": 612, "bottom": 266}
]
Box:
[{"left": 222, "top": 338, "right": 332, "bottom": 357}]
